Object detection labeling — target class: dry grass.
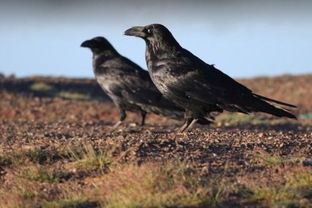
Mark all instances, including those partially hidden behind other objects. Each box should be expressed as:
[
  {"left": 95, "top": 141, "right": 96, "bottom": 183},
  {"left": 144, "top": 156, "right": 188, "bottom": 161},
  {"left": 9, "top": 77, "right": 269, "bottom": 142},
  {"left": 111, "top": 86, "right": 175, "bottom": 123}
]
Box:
[
  {"left": 65, "top": 143, "right": 114, "bottom": 173},
  {"left": 1, "top": 75, "right": 311, "bottom": 208},
  {"left": 243, "top": 167, "right": 312, "bottom": 208},
  {"left": 95, "top": 161, "right": 229, "bottom": 208},
  {"left": 0, "top": 144, "right": 231, "bottom": 208},
  {"left": 253, "top": 151, "right": 299, "bottom": 167},
  {"left": 1, "top": 142, "right": 312, "bottom": 208},
  {"left": 30, "top": 82, "right": 54, "bottom": 92},
  {"left": 0, "top": 148, "right": 61, "bottom": 166},
  {"left": 57, "top": 91, "right": 91, "bottom": 100}
]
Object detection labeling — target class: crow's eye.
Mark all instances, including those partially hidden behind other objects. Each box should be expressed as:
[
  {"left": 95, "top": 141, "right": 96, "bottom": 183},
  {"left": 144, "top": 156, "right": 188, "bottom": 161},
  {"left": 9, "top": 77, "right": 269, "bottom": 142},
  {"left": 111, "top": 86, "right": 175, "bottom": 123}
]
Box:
[{"left": 147, "top": 28, "right": 152, "bottom": 34}]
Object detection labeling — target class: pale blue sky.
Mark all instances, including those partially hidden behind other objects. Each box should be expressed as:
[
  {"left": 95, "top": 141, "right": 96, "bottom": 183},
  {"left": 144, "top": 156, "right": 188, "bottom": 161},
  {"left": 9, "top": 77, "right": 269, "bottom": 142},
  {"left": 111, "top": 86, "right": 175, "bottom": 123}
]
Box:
[{"left": 0, "top": 0, "right": 311, "bottom": 78}]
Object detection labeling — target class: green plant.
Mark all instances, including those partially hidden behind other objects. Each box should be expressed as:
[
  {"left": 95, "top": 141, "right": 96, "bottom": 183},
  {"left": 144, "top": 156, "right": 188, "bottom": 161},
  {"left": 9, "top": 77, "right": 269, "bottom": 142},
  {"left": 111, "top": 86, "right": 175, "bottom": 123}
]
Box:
[
  {"left": 66, "top": 144, "right": 113, "bottom": 172},
  {"left": 30, "top": 82, "right": 54, "bottom": 92}
]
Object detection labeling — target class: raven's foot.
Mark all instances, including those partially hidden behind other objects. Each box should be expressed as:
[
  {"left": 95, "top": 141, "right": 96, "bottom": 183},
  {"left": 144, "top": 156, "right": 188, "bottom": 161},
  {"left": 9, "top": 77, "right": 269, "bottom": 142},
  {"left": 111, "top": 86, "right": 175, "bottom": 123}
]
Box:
[
  {"left": 178, "top": 118, "right": 198, "bottom": 133},
  {"left": 178, "top": 121, "right": 188, "bottom": 132},
  {"left": 183, "top": 118, "right": 198, "bottom": 132},
  {"left": 108, "top": 121, "right": 123, "bottom": 133}
]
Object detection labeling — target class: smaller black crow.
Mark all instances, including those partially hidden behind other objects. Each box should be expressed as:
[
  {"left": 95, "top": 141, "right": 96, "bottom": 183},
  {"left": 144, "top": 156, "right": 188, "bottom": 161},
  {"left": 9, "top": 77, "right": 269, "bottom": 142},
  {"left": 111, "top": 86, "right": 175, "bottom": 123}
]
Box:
[
  {"left": 125, "top": 24, "right": 296, "bottom": 131},
  {"left": 81, "top": 36, "right": 187, "bottom": 128}
]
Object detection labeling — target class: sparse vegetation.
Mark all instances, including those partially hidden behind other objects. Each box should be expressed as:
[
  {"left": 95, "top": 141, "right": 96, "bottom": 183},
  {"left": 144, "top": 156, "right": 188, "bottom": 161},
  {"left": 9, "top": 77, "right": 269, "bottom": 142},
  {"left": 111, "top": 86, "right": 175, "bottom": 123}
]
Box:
[
  {"left": 0, "top": 148, "right": 61, "bottom": 166},
  {"left": 64, "top": 143, "right": 114, "bottom": 172},
  {"left": 19, "top": 165, "right": 64, "bottom": 183},
  {"left": 98, "top": 161, "right": 229, "bottom": 208},
  {"left": 299, "top": 113, "right": 312, "bottom": 120},
  {"left": 2, "top": 156, "right": 311, "bottom": 208},
  {"left": 57, "top": 91, "right": 91, "bottom": 100},
  {"left": 0, "top": 75, "right": 311, "bottom": 207},
  {"left": 30, "top": 82, "right": 54, "bottom": 92},
  {"left": 254, "top": 152, "right": 298, "bottom": 167},
  {"left": 245, "top": 168, "right": 312, "bottom": 208},
  {"left": 30, "top": 82, "right": 92, "bottom": 100},
  {"left": 216, "top": 112, "right": 270, "bottom": 126}
]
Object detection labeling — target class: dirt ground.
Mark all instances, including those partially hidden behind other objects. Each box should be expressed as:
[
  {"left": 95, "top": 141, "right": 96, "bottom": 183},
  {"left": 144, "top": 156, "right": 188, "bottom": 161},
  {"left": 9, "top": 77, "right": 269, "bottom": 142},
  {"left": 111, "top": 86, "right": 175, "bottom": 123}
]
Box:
[{"left": 0, "top": 74, "right": 311, "bottom": 208}]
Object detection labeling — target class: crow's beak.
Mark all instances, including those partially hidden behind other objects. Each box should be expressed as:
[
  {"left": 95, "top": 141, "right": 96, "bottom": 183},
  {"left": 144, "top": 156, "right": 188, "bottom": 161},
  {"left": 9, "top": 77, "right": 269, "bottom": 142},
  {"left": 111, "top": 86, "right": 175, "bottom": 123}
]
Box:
[
  {"left": 80, "top": 40, "right": 92, "bottom": 48},
  {"left": 124, "top": 26, "right": 146, "bottom": 38}
]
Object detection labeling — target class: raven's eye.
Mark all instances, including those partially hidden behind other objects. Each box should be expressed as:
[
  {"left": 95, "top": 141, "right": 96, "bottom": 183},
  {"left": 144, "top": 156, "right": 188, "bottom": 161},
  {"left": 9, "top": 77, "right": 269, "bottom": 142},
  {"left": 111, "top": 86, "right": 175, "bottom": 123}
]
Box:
[{"left": 147, "top": 28, "right": 152, "bottom": 34}]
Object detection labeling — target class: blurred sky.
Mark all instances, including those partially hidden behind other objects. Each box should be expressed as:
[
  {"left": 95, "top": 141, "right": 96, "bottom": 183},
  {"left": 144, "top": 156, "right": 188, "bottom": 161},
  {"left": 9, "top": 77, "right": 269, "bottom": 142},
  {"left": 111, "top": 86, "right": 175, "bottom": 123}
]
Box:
[{"left": 0, "top": 0, "right": 311, "bottom": 78}]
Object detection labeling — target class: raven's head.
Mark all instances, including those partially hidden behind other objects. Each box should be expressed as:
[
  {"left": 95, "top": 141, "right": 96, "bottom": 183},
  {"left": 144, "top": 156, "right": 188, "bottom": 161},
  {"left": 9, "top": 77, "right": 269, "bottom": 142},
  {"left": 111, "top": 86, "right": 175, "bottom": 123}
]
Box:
[
  {"left": 124, "top": 24, "right": 179, "bottom": 49},
  {"left": 81, "top": 36, "right": 118, "bottom": 55}
]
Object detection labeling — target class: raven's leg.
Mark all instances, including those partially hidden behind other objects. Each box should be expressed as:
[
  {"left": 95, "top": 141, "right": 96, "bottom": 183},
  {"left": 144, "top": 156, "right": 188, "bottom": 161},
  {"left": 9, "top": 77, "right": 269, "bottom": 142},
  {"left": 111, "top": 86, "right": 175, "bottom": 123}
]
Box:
[
  {"left": 178, "top": 118, "right": 192, "bottom": 133},
  {"left": 183, "top": 118, "right": 199, "bottom": 132},
  {"left": 112, "top": 109, "right": 126, "bottom": 129},
  {"left": 140, "top": 111, "right": 147, "bottom": 126},
  {"left": 178, "top": 110, "right": 194, "bottom": 132}
]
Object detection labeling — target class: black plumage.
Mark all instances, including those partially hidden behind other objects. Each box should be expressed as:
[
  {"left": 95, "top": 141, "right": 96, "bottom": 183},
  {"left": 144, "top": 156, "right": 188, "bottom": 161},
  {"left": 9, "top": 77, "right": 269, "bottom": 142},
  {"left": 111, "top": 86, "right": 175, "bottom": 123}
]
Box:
[
  {"left": 81, "top": 36, "right": 186, "bottom": 128},
  {"left": 124, "top": 24, "right": 296, "bottom": 131}
]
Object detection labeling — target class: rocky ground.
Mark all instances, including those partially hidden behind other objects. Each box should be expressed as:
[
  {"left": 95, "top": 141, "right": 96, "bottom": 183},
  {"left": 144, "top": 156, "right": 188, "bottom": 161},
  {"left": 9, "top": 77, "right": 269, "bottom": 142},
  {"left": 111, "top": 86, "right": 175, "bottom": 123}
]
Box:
[{"left": 0, "top": 74, "right": 311, "bottom": 208}]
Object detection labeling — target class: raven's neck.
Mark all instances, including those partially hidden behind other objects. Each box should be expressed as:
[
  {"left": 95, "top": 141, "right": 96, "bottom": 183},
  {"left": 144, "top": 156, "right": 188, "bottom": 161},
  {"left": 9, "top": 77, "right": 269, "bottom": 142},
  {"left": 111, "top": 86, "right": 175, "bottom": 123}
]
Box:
[
  {"left": 145, "top": 40, "right": 181, "bottom": 71},
  {"left": 92, "top": 50, "right": 119, "bottom": 69},
  {"left": 147, "top": 37, "right": 181, "bottom": 57}
]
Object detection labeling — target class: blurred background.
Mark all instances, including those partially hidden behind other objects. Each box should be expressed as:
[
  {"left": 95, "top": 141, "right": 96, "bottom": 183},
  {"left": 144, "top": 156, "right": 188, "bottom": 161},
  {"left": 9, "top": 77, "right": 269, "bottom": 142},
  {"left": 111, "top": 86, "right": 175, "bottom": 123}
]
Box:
[{"left": 0, "top": 0, "right": 311, "bottom": 78}]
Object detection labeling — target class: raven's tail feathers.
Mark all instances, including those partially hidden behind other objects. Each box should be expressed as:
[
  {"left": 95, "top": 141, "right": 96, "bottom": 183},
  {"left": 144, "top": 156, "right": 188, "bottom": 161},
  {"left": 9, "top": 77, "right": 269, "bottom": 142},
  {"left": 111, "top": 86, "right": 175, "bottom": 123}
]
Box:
[
  {"left": 253, "top": 93, "right": 297, "bottom": 108},
  {"left": 251, "top": 95, "right": 297, "bottom": 119}
]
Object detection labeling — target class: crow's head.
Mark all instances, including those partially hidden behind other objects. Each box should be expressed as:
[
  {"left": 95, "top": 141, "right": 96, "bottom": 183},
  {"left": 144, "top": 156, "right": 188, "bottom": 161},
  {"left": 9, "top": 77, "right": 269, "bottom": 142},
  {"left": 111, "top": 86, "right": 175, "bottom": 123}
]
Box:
[
  {"left": 124, "top": 24, "right": 179, "bottom": 48},
  {"left": 81, "top": 36, "right": 117, "bottom": 55}
]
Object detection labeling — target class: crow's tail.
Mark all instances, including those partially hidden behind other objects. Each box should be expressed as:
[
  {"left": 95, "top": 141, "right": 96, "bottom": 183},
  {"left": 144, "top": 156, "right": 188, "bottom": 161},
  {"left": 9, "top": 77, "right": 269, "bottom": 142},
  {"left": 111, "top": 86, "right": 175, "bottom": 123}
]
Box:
[
  {"left": 250, "top": 95, "right": 296, "bottom": 119},
  {"left": 253, "top": 93, "right": 297, "bottom": 108}
]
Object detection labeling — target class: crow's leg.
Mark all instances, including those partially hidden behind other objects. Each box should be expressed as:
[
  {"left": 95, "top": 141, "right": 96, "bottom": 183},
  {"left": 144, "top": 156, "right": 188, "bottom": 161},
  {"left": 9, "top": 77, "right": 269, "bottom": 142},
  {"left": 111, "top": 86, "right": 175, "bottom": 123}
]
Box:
[
  {"left": 178, "top": 111, "right": 194, "bottom": 132},
  {"left": 112, "top": 109, "right": 126, "bottom": 130},
  {"left": 178, "top": 118, "right": 192, "bottom": 133},
  {"left": 140, "top": 111, "right": 147, "bottom": 126},
  {"left": 112, "top": 121, "right": 122, "bottom": 129},
  {"left": 183, "top": 118, "right": 198, "bottom": 132}
]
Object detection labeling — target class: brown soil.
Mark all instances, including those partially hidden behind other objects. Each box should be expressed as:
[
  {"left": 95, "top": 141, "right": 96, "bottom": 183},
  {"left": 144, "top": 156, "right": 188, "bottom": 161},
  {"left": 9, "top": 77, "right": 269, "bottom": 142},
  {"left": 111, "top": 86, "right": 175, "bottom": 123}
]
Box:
[{"left": 0, "top": 74, "right": 311, "bottom": 207}]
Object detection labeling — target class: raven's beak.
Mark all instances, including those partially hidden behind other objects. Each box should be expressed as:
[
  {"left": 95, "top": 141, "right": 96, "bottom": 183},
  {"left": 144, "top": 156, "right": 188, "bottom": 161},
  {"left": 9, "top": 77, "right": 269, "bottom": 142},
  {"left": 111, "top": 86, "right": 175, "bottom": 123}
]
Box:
[
  {"left": 80, "top": 40, "right": 92, "bottom": 48},
  {"left": 124, "top": 26, "right": 146, "bottom": 38}
]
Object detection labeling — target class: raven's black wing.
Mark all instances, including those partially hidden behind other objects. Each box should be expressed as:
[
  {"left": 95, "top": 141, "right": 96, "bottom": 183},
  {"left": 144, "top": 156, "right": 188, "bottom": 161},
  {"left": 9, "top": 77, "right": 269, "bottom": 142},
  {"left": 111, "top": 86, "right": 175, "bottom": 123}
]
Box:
[
  {"left": 99, "top": 56, "right": 184, "bottom": 120},
  {"left": 160, "top": 48, "right": 296, "bottom": 118}
]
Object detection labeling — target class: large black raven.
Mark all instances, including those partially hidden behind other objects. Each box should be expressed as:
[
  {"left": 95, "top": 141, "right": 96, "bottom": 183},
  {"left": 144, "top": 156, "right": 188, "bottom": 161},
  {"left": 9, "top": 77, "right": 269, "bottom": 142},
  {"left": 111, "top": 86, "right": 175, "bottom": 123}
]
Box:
[
  {"left": 81, "top": 36, "right": 186, "bottom": 128},
  {"left": 124, "top": 24, "right": 296, "bottom": 131}
]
